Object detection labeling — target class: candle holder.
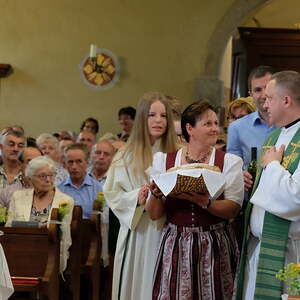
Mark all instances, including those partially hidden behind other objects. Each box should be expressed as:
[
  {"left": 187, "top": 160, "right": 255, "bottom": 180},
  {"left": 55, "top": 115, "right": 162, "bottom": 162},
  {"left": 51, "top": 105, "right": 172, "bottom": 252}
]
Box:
[{"left": 80, "top": 47, "right": 120, "bottom": 90}]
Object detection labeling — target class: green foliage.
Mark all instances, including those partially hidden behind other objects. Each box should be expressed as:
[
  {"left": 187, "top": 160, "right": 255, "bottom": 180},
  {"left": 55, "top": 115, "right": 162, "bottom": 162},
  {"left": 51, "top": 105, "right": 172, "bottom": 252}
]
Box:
[
  {"left": 58, "top": 202, "right": 71, "bottom": 222},
  {"left": 0, "top": 207, "right": 8, "bottom": 224},
  {"left": 97, "top": 192, "right": 105, "bottom": 210},
  {"left": 276, "top": 263, "right": 300, "bottom": 295}
]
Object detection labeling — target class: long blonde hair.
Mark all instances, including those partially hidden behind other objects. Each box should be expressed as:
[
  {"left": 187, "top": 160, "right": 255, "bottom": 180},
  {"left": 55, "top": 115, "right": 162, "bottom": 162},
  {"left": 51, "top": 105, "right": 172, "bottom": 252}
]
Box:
[{"left": 122, "top": 91, "right": 178, "bottom": 179}]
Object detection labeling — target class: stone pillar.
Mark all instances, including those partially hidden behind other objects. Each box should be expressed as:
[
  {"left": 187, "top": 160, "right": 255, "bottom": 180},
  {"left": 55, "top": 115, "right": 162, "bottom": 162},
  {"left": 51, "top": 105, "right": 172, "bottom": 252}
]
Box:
[{"left": 194, "top": 77, "right": 224, "bottom": 107}]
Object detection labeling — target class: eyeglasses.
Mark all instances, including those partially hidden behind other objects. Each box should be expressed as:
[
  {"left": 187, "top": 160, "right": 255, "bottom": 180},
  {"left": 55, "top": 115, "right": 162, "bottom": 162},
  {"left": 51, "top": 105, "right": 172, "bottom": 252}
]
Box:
[
  {"left": 83, "top": 125, "right": 96, "bottom": 130},
  {"left": 33, "top": 174, "right": 55, "bottom": 180}
]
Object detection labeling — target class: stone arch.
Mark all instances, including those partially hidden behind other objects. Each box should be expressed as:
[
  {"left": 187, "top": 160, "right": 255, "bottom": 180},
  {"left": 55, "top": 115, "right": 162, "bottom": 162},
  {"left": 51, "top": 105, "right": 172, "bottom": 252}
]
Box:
[
  {"left": 204, "top": 0, "right": 270, "bottom": 78},
  {"left": 197, "top": 0, "right": 270, "bottom": 106}
]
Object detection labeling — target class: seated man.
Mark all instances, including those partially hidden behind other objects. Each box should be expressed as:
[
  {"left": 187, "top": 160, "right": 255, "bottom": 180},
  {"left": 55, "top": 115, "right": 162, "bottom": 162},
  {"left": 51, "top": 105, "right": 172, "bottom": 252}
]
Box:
[
  {"left": 76, "top": 131, "right": 96, "bottom": 156},
  {"left": 0, "top": 146, "right": 42, "bottom": 208},
  {"left": 58, "top": 143, "right": 101, "bottom": 219},
  {"left": 89, "top": 140, "right": 118, "bottom": 267},
  {"left": 89, "top": 140, "right": 115, "bottom": 186},
  {"left": 58, "top": 130, "right": 75, "bottom": 142},
  {"left": 0, "top": 130, "right": 26, "bottom": 189}
]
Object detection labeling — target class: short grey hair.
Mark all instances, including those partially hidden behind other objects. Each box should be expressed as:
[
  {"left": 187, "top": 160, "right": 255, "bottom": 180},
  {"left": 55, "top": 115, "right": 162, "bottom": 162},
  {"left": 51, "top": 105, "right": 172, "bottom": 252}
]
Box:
[
  {"left": 1, "top": 130, "right": 26, "bottom": 146},
  {"left": 64, "top": 143, "right": 89, "bottom": 161},
  {"left": 36, "top": 133, "right": 59, "bottom": 149},
  {"left": 25, "top": 156, "right": 56, "bottom": 179},
  {"left": 91, "top": 140, "right": 116, "bottom": 156},
  {"left": 271, "top": 70, "right": 300, "bottom": 103}
]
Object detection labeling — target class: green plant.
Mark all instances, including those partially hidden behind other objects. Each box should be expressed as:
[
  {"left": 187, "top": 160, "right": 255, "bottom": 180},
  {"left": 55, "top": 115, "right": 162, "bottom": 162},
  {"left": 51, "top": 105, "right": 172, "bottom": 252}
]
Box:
[
  {"left": 0, "top": 207, "right": 8, "bottom": 224},
  {"left": 276, "top": 263, "right": 300, "bottom": 295},
  {"left": 58, "top": 201, "right": 71, "bottom": 222},
  {"left": 97, "top": 192, "right": 105, "bottom": 210}
]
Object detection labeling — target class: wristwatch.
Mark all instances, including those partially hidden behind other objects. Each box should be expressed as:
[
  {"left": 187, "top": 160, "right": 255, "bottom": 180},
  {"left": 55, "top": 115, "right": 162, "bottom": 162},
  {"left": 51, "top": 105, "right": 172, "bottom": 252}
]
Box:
[{"left": 201, "top": 197, "right": 212, "bottom": 209}]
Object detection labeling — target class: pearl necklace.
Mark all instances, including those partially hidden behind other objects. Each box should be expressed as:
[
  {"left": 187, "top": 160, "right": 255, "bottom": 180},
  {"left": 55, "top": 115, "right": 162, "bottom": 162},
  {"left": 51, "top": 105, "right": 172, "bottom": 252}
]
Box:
[{"left": 185, "top": 147, "right": 212, "bottom": 164}]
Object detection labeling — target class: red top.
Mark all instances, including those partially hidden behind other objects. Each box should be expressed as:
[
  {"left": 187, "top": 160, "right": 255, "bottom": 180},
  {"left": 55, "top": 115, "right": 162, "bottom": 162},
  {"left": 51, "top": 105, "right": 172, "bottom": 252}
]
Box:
[{"left": 165, "top": 149, "right": 226, "bottom": 228}]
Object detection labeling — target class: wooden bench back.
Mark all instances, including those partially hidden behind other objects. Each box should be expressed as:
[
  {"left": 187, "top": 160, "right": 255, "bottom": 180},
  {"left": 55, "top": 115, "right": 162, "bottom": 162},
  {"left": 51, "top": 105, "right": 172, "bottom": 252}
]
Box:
[
  {"left": 0, "top": 208, "right": 60, "bottom": 299},
  {"left": 80, "top": 200, "right": 102, "bottom": 300},
  {"left": 81, "top": 200, "right": 102, "bottom": 266},
  {"left": 65, "top": 205, "right": 83, "bottom": 300},
  {"left": 1, "top": 227, "right": 51, "bottom": 277},
  {"left": 68, "top": 205, "right": 83, "bottom": 269}
]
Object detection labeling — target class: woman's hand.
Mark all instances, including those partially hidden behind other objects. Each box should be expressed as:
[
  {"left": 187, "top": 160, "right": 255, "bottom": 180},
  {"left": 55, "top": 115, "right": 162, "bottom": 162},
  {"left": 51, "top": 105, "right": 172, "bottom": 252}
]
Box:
[
  {"left": 149, "top": 181, "right": 164, "bottom": 200},
  {"left": 138, "top": 184, "right": 149, "bottom": 206},
  {"left": 173, "top": 192, "right": 210, "bottom": 207},
  {"left": 145, "top": 181, "right": 165, "bottom": 220}
]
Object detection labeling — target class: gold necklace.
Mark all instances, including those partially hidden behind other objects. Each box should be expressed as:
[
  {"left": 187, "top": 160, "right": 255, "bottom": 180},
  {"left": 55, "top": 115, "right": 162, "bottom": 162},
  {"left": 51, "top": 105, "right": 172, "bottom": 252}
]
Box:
[{"left": 185, "top": 147, "right": 212, "bottom": 164}]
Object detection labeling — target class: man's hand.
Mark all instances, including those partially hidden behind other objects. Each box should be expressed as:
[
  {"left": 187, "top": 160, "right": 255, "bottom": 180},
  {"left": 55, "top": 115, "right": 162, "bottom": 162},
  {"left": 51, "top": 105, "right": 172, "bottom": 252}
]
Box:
[
  {"left": 261, "top": 145, "right": 285, "bottom": 168},
  {"left": 138, "top": 184, "right": 149, "bottom": 206},
  {"left": 243, "top": 171, "right": 253, "bottom": 191}
]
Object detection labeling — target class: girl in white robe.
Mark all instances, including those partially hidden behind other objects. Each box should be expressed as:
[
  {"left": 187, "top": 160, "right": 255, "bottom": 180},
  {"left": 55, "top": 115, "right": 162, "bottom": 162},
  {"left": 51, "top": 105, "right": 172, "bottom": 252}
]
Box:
[{"left": 104, "top": 92, "right": 178, "bottom": 300}]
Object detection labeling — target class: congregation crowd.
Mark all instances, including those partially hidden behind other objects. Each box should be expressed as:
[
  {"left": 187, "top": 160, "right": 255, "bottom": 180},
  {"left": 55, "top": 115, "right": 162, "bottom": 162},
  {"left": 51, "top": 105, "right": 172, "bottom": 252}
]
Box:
[{"left": 1, "top": 65, "right": 300, "bottom": 300}]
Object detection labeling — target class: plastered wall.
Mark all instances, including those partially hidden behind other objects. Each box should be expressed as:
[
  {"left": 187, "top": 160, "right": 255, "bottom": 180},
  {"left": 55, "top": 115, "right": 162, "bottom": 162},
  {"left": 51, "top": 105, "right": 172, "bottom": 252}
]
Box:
[
  {"left": 0, "top": 0, "right": 235, "bottom": 137},
  {"left": 242, "top": 0, "right": 300, "bottom": 28}
]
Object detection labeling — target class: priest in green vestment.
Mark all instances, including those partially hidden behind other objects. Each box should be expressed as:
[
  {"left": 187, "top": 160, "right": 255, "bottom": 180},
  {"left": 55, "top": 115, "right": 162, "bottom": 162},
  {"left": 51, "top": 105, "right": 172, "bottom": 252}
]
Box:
[{"left": 238, "top": 70, "right": 300, "bottom": 300}]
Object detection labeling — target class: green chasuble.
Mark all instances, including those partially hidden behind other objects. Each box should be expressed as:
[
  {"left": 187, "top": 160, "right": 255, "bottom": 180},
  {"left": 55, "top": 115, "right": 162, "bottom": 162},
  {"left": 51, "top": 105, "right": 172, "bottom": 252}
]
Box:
[{"left": 236, "top": 127, "right": 300, "bottom": 300}]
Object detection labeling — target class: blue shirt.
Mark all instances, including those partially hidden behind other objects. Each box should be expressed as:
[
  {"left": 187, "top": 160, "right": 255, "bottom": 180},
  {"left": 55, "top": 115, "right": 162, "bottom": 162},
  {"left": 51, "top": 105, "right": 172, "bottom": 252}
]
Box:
[
  {"left": 88, "top": 172, "right": 106, "bottom": 191},
  {"left": 58, "top": 174, "right": 101, "bottom": 219},
  {"left": 227, "top": 111, "right": 276, "bottom": 168}
]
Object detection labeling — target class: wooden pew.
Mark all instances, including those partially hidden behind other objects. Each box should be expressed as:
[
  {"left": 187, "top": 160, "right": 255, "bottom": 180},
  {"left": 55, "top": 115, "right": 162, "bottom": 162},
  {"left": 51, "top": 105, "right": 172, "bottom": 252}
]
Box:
[
  {"left": 80, "top": 200, "right": 102, "bottom": 300},
  {"left": 0, "top": 208, "right": 60, "bottom": 300},
  {"left": 64, "top": 205, "right": 83, "bottom": 300}
]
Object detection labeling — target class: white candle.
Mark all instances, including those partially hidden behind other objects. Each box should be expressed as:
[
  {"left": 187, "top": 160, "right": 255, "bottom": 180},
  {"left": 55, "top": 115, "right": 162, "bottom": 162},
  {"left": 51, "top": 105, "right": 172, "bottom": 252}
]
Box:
[{"left": 89, "top": 44, "right": 97, "bottom": 58}]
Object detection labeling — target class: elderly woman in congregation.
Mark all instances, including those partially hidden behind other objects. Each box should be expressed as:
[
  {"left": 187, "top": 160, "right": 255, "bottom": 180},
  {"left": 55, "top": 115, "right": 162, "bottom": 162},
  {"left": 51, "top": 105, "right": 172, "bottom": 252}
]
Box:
[{"left": 5, "top": 156, "right": 74, "bottom": 272}]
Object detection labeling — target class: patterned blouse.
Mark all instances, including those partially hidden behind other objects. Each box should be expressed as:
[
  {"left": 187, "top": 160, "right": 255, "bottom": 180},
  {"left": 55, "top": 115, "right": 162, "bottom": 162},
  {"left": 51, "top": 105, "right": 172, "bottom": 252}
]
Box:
[{"left": 30, "top": 202, "right": 53, "bottom": 225}]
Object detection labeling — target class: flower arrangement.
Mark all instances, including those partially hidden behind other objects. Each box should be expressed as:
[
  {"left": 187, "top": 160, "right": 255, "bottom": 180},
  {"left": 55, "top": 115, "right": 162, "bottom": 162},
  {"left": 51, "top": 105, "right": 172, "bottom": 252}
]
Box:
[
  {"left": 276, "top": 263, "right": 300, "bottom": 296},
  {"left": 97, "top": 192, "right": 105, "bottom": 211},
  {"left": 58, "top": 201, "right": 71, "bottom": 222},
  {"left": 0, "top": 207, "right": 8, "bottom": 225}
]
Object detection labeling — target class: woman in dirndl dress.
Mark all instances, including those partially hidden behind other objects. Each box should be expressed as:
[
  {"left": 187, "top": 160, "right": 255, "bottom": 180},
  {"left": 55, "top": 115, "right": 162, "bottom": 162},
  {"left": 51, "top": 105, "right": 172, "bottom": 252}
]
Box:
[{"left": 146, "top": 100, "right": 244, "bottom": 300}]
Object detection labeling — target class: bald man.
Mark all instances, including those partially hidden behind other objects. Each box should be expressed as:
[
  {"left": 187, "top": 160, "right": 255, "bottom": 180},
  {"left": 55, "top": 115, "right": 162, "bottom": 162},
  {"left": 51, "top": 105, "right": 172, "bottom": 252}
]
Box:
[
  {"left": 89, "top": 140, "right": 115, "bottom": 186},
  {"left": 90, "top": 140, "right": 118, "bottom": 272}
]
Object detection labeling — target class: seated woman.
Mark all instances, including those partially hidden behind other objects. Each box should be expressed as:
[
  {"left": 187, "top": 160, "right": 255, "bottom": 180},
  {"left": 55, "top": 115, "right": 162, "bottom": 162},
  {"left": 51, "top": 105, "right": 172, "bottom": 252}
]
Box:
[
  {"left": 6, "top": 156, "right": 74, "bottom": 272},
  {"left": 36, "top": 133, "right": 69, "bottom": 186},
  {"left": 80, "top": 117, "right": 99, "bottom": 136},
  {"left": 146, "top": 100, "right": 244, "bottom": 300},
  {"left": 117, "top": 106, "right": 136, "bottom": 142}
]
